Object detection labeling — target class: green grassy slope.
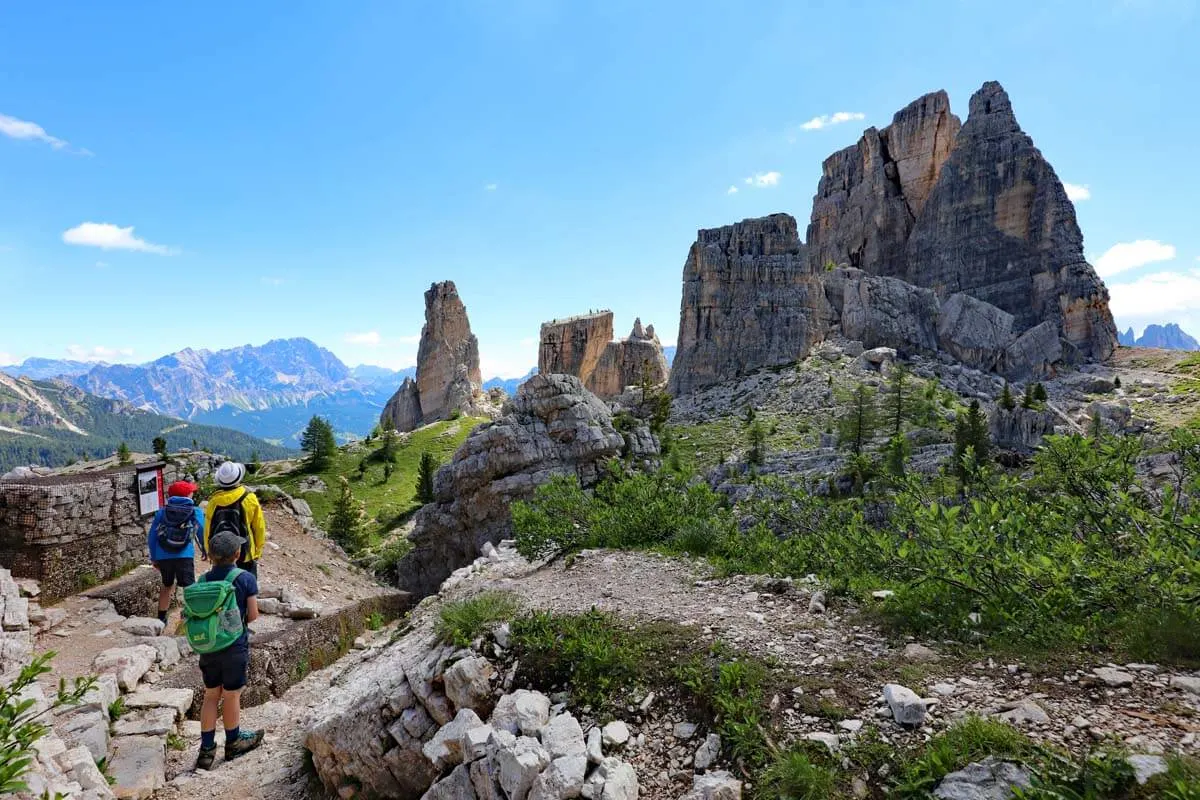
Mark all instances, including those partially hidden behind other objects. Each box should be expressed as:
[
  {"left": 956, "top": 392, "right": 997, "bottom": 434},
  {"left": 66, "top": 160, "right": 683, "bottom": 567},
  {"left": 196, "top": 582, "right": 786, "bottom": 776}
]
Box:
[{"left": 275, "top": 416, "right": 487, "bottom": 541}]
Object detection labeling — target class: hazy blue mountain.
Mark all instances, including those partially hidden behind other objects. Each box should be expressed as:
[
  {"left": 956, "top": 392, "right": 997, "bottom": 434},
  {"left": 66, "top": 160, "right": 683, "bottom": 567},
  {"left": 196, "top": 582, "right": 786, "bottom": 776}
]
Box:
[
  {"left": 45, "top": 338, "right": 408, "bottom": 446},
  {"left": 664, "top": 345, "right": 675, "bottom": 365},
  {"left": 483, "top": 369, "right": 538, "bottom": 395},
  {"left": 0, "top": 372, "right": 291, "bottom": 470},
  {"left": 1120, "top": 323, "right": 1199, "bottom": 350},
  {"left": 2, "top": 358, "right": 98, "bottom": 381}
]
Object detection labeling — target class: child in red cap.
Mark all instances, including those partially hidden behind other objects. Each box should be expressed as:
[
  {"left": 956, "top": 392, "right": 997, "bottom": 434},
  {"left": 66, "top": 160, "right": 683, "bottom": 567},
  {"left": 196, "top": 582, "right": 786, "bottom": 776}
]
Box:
[{"left": 147, "top": 480, "right": 207, "bottom": 625}]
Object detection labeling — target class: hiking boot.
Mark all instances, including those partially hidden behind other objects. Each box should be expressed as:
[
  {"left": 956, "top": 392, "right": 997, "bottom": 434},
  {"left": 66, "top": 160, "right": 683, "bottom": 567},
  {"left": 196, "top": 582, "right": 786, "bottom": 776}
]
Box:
[
  {"left": 225, "top": 729, "right": 264, "bottom": 761},
  {"left": 195, "top": 744, "right": 217, "bottom": 771}
]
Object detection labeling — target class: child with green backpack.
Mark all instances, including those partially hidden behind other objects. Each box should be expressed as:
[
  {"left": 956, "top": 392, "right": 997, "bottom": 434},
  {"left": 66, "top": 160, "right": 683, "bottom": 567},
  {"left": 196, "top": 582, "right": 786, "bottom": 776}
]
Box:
[{"left": 182, "top": 530, "right": 265, "bottom": 770}]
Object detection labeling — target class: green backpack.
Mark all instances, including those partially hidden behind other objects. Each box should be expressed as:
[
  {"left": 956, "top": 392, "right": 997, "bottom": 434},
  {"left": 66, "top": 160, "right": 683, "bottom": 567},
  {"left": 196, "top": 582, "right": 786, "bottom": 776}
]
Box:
[{"left": 182, "top": 568, "right": 245, "bottom": 654}]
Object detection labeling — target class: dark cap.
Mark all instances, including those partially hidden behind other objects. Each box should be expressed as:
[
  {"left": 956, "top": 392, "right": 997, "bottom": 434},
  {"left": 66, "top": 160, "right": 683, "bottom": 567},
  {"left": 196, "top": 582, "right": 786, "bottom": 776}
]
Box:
[{"left": 209, "top": 531, "right": 246, "bottom": 560}]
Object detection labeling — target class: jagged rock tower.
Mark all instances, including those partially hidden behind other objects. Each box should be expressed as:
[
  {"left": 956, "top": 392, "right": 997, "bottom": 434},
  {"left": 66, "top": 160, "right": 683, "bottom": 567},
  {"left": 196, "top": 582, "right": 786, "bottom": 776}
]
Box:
[
  {"left": 539, "top": 311, "right": 669, "bottom": 397},
  {"left": 669, "top": 81, "right": 1118, "bottom": 396},
  {"left": 381, "top": 281, "right": 485, "bottom": 432}
]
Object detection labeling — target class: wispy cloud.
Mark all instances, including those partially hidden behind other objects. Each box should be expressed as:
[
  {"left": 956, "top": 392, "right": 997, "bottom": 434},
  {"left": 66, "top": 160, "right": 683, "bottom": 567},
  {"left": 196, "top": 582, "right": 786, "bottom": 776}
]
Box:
[
  {"left": 1064, "top": 182, "right": 1091, "bottom": 201},
  {"left": 0, "top": 352, "right": 15, "bottom": 366},
  {"left": 62, "top": 222, "right": 176, "bottom": 255},
  {"left": 484, "top": 183, "right": 498, "bottom": 191},
  {"left": 0, "top": 113, "right": 88, "bottom": 154},
  {"left": 344, "top": 331, "right": 382, "bottom": 346},
  {"left": 743, "top": 171, "right": 781, "bottom": 188},
  {"left": 800, "top": 111, "right": 866, "bottom": 131},
  {"left": 1109, "top": 269, "right": 1200, "bottom": 317},
  {"left": 726, "top": 185, "right": 739, "bottom": 195},
  {"left": 1093, "top": 239, "right": 1176, "bottom": 278},
  {"left": 65, "top": 344, "right": 134, "bottom": 363}
]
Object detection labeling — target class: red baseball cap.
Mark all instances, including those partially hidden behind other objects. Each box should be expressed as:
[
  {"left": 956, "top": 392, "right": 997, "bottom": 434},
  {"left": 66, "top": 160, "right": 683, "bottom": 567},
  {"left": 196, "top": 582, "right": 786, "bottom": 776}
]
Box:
[{"left": 167, "top": 480, "right": 198, "bottom": 498}]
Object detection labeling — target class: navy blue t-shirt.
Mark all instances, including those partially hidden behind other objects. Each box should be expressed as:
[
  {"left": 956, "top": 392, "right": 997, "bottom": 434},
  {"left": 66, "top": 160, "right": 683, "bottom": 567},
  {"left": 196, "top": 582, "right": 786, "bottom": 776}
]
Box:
[{"left": 199, "top": 564, "right": 258, "bottom": 651}]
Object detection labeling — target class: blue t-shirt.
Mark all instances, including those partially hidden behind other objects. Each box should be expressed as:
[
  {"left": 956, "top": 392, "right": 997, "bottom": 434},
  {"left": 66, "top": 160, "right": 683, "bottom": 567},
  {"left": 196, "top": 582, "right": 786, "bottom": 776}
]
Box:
[
  {"left": 199, "top": 564, "right": 258, "bottom": 651},
  {"left": 147, "top": 497, "right": 206, "bottom": 562}
]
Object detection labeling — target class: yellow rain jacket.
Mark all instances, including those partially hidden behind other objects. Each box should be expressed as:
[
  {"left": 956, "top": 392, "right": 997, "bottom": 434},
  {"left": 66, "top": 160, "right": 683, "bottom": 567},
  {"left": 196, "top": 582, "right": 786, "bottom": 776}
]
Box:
[{"left": 203, "top": 486, "right": 268, "bottom": 562}]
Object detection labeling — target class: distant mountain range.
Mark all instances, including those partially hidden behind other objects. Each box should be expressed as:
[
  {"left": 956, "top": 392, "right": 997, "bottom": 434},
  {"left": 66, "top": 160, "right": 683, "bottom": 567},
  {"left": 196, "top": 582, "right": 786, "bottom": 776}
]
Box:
[
  {"left": 1118, "top": 323, "right": 1199, "bottom": 351},
  {"left": 0, "top": 372, "right": 292, "bottom": 471},
  {"left": 1, "top": 338, "right": 678, "bottom": 447}
]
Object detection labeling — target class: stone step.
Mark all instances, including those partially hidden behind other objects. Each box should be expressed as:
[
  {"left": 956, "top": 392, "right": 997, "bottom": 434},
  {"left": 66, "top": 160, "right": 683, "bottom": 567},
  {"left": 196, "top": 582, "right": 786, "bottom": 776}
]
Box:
[{"left": 109, "top": 734, "right": 165, "bottom": 800}]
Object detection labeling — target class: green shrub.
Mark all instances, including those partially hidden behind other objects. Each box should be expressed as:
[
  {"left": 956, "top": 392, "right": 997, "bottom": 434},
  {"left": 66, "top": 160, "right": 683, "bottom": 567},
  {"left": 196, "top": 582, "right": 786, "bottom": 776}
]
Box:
[
  {"left": 107, "top": 696, "right": 126, "bottom": 720},
  {"left": 365, "top": 612, "right": 384, "bottom": 631},
  {"left": 893, "top": 716, "right": 1036, "bottom": 798},
  {"left": 1, "top": 653, "right": 96, "bottom": 794},
  {"left": 757, "top": 748, "right": 837, "bottom": 799},
  {"left": 437, "top": 591, "right": 521, "bottom": 647},
  {"left": 676, "top": 645, "right": 772, "bottom": 766}
]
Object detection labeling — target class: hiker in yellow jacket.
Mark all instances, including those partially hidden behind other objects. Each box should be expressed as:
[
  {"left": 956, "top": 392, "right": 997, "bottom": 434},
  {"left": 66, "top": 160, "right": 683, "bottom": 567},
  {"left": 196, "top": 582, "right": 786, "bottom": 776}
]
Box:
[{"left": 203, "top": 462, "right": 267, "bottom": 578}]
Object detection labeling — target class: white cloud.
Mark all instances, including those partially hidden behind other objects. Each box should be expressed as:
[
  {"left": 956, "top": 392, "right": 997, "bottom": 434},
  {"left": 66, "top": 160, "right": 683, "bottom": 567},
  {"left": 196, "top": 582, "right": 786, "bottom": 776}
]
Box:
[
  {"left": 800, "top": 111, "right": 866, "bottom": 131},
  {"left": 484, "top": 183, "right": 498, "bottom": 191},
  {"left": 0, "top": 352, "right": 15, "bottom": 366},
  {"left": 1109, "top": 269, "right": 1200, "bottom": 317},
  {"left": 0, "top": 113, "right": 68, "bottom": 149},
  {"left": 62, "top": 222, "right": 177, "bottom": 255},
  {"left": 1064, "top": 182, "right": 1091, "bottom": 201},
  {"left": 65, "top": 345, "right": 135, "bottom": 363},
  {"left": 743, "top": 171, "right": 781, "bottom": 188},
  {"left": 1093, "top": 239, "right": 1176, "bottom": 278},
  {"left": 344, "top": 331, "right": 382, "bottom": 346},
  {"left": 726, "top": 185, "right": 739, "bottom": 195}
]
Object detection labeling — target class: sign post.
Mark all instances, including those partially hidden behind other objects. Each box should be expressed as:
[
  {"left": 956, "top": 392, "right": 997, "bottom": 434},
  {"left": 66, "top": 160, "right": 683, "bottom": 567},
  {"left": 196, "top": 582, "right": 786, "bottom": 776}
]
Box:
[{"left": 135, "top": 464, "right": 165, "bottom": 517}]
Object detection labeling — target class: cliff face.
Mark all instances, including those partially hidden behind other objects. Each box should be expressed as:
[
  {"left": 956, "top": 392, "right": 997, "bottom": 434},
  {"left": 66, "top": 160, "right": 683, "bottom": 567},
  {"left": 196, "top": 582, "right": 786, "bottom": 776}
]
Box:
[
  {"left": 807, "top": 91, "right": 960, "bottom": 279},
  {"left": 381, "top": 281, "right": 487, "bottom": 432},
  {"left": 903, "top": 82, "right": 1116, "bottom": 362},
  {"left": 538, "top": 313, "right": 669, "bottom": 398},
  {"left": 668, "top": 214, "right": 831, "bottom": 396},
  {"left": 669, "top": 81, "right": 1118, "bottom": 396}
]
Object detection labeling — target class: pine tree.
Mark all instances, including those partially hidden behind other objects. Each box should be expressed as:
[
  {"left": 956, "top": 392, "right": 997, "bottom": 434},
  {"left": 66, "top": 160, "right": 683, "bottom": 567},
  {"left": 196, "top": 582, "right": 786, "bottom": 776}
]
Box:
[
  {"left": 1033, "top": 382, "right": 1048, "bottom": 404},
  {"left": 416, "top": 452, "right": 439, "bottom": 504},
  {"left": 1089, "top": 410, "right": 1106, "bottom": 439},
  {"left": 357, "top": 459, "right": 368, "bottom": 480},
  {"left": 152, "top": 437, "right": 168, "bottom": 459},
  {"left": 953, "top": 400, "right": 991, "bottom": 484},
  {"left": 116, "top": 442, "right": 132, "bottom": 465},
  {"left": 880, "top": 362, "right": 924, "bottom": 438},
  {"left": 746, "top": 420, "right": 768, "bottom": 466},
  {"left": 838, "top": 384, "right": 878, "bottom": 456},
  {"left": 1000, "top": 382, "right": 1016, "bottom": 411},
  {"left": 743, "top": 406, "right": 757, "bottom": 426},
  {"left": 1022, "top": 383, "right": 1036, "bottom": 409},
  {"left": 300, "top": 416, "right": 337, "bottom": 471},
  {"left": 885, "top": 434, "right": 909, "bottom": 479},
  {"left": 383, "top": 461, "right": 394, "bottom": 482},
  {"left": 379, "top": 425, "right": 399, "bottom": 463},
  {"left": 326, "top": 477, "right": 368, "bottom": 552}
]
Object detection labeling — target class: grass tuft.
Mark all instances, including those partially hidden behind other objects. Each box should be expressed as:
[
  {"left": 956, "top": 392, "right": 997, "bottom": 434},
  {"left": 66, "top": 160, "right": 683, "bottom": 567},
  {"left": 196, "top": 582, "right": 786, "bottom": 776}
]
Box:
[{"left": 437, "top": 591, "right": 521, "bottom": 648}]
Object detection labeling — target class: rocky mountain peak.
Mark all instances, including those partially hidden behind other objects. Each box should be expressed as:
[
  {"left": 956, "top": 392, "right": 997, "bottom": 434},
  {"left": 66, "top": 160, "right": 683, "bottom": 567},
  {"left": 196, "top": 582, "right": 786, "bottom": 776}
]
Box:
[
  {"left": 538, "top": 310, "right": 669, "bottom": 398},
  {"left": 381, "top": 280, "right": 489, "bottom": 432},
  {"left": 966, "top": 80, "right": 1019, "bottom": 133}
]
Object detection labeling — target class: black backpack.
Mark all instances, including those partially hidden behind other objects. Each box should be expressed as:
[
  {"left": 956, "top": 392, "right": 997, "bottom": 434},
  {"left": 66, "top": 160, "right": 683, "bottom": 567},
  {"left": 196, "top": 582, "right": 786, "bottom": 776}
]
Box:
[
  {"left": 208, "top": 493, "right": 250, "bottom": 560},
  {"left": 158, "top": 504, "right": 200, "bottom": 553}
]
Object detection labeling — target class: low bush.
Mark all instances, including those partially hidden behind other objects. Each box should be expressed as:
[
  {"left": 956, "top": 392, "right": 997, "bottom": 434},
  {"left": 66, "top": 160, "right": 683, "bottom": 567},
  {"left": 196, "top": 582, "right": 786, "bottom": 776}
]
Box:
[
  {"left": 756, "top": 748, "right": 837, "bottom": 800},
  {"left": 436, "top": 591, "right": 520, "bottom": 648}
]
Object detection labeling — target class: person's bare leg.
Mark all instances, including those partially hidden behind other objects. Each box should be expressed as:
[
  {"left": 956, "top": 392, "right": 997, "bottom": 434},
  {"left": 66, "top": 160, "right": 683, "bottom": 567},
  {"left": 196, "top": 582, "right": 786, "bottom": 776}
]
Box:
[
  {"left": 200, "top": 687, "right": 222, "bottom": 734},
  {"left": 220, "top": 688, "right": 241, "bottom": 732}
]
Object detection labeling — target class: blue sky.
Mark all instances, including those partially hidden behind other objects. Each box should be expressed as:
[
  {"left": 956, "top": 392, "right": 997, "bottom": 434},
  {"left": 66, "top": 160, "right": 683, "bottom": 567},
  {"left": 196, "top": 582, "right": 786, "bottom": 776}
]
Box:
[{"left": 1, "top": 0, "right": 1197, "bottom": 377}]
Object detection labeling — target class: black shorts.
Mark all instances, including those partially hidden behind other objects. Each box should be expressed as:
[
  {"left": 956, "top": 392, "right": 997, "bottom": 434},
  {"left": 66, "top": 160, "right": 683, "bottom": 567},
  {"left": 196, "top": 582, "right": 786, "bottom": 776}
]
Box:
[
  {"left": 157, "top": 558, "right": 195, "bottom": 588},
  {"left": 199, "top": 644, "right": 249, "bottom": 691},
  {"left": 236, "top": 559, "right": 257, "bottom": 578}
]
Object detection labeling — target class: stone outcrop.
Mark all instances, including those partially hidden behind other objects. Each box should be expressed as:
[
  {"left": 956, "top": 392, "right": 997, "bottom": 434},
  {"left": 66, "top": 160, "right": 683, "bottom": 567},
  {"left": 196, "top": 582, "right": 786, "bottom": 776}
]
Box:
[
  {"left": 670, "top": 82, "right": 1117, "bottom": 395},
  {"left": 903, "top": 82, "right": 1116, "bottom": 362},
  {"left": 669, "top": 214, "right": 831, "bottom": 396},
  {"left": 539, "top": 312, "right": 669, "bottom": 398},
  {"left": 394, "top": 374, "right": 659, "bottom": 599},
  {"left": 807, "top": 90, "right": 960, "bottom": 278},
  {"left": 381, "top": 281, "right": 489, "bottom": 432},
  {"left": 990, "top": 406, "right": 1058, "bottom": 453}
]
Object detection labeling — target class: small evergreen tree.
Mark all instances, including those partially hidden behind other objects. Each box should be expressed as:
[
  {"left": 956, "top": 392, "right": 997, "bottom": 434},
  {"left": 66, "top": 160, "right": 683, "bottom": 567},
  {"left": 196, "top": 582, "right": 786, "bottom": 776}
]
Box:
[
  {"left": 1089, "top": 409, "right": 1106, "bottom": 440},
  {"left": 1033, "top": 382, "right": 1048, "bottom": 404},
  {"left": 116, "top": 442, "right": 132, "bottom": 465},
  {"left": 416, "top": 452, "right": 439, "bottom": 504},
  {"left": 357, "top": 459, "right": 368, "bottom": 480},
  {"left": 743, "top": 406, "right": 757, "bottom": 426},
  {"left": 746, "top": 420, "right": 768, "bottom": 466},
  {"left": 249, "top": 452, "right": 262, "bottom": 475},
  {"left": 880, "top": 362, "right": 926, "bottom": 438},
  {"left": 1022, "top": 383, "right": 1036, "bottom": 409},
  {"left": 152, "top": 436, "right": 168, "bottom": 459},
  {"left": 326, "top": 477, "right": 368, "bottom": 552},
  {"left": 1114, "top": 375, "right": 1122, "bottom": 389},
  {"left": 379, "top": 423, "right": 399, "bottom": 463},
  {"left": 1000, "top": 381, "right": 1016, "bottom": 411},
  {"left": 838, "top": 384, "right": 878, "bottom": 456},
  {"left": 885, "top": 434, "right": 909, "bottom": 479},
  {"left": 953, "top": 400, "right": 991, "bottom": 484},
  {"left": 383, "top": 461, "right": 394, "bottom": 482},
  {"left": 300, "top": 416, "right": 337, "bottom": 471}
]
